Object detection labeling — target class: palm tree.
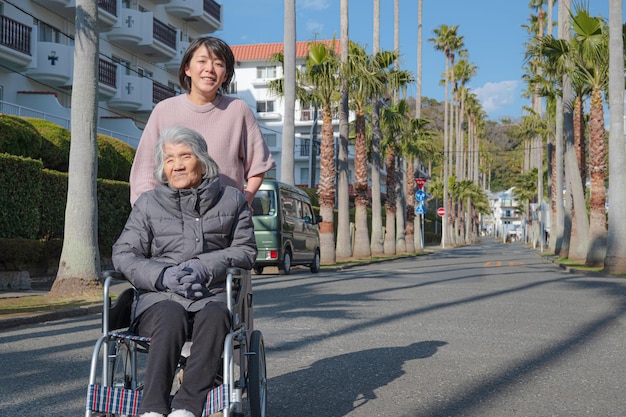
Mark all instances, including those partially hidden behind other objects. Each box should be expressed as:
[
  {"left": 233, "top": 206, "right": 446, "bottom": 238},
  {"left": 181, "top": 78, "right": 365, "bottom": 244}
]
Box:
[
  {"left": 604, "top": 0, "right": 626, "bottom": 273},
  {"left": 336, "top": 0, "right": 352, "bottom": 260},
  {"left": 281, "top": 0, "right": 296, "bottom": 186},
  {"left": 50, "top": 0, "right": 100, "bottom": 297},
  {"left": 344, "top": 43, "right": 394, "bottom": 258},
  {"left": 370, "top": 0, "right": 384, "bottom": 255},
  {"left": 568, "top": 5, "right": 609, "bottom": 266},
  {"left": 379, "top": 99, "right": 412, "bottom": 254},
  {"left": 429, "top": 24, "right": 464, "bottom": 248},
  {"left": 302, "top": 40, "right": 341, "bottom": 264}
]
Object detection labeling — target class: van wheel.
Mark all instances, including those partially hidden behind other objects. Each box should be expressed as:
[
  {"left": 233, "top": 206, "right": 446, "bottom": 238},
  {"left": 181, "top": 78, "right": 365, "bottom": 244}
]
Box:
[
  {"left": 253, "top": 266, "right": 264, "bottom": 275},
  {"left": 279, "top": 250, "right": 291, "bottom": 275},
  {"left": 310, "top": 249, "right": 320, "bottom": 273}
]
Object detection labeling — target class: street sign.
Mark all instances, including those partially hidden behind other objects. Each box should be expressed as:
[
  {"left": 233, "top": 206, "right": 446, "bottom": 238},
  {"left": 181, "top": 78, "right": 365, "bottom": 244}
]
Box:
[
  {"left": 415, "top": 190, "right": 427, "bottom": 202},
  {"left": 415, "top": 203, "right": 426, "bottom": 215},
  {"left": 415, "top": 177, "right": 426, "bottom": 189},
  {"left": 437, "top": 207, "right": 445, "bottom": 217}
]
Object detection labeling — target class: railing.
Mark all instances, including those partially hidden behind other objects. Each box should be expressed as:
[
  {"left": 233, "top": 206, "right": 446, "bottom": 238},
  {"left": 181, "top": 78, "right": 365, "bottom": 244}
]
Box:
[
  {"left": 0, "top": 15, "right": 32, "bottom": 55},
  {"left": 204, "top": 0, "right": 221, "bottom": 21},
  {"left": 98, "top": 0, "right": 117, "bottom": 17},
  {"left": 153, "top": 81, "right": 176, "bottom": 104},
  {"left": 153, "top": 18, "right": 176, "bottom": 50},
  {"left": 0, "top": 100, "right": 139, "bottom": 148},
  {"left": 98, "top": 59, "right": 117, "bottom": 88}
]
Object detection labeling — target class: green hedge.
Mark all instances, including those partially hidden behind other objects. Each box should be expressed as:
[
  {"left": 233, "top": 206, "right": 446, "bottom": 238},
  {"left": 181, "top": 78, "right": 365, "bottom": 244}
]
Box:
[
  {"left": 0, "top": 115, "right": 135, "bottom": 267},
  {"left": 0, "top": 153, "right": 43, "bottom": 239}
]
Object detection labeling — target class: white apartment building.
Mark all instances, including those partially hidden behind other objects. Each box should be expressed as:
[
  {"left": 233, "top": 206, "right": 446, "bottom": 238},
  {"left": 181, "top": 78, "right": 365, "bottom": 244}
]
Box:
[
  {"left": 229, "top": 40, "right": 348, "bottom": 188},
  {"left": 0, "top": 0, "right": 222, "bottom": 148}
]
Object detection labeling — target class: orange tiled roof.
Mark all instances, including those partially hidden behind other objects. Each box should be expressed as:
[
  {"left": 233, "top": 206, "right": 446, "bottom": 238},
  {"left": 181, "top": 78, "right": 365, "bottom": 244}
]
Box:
[{"left": 230, "top": 39, "right": 339, "bottom": 62}]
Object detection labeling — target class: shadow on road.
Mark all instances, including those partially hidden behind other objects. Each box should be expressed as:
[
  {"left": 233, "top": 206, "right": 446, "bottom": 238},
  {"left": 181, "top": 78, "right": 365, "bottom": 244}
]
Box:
[{"left": 267, "top": 340, "right": 447, "bottom": 417}]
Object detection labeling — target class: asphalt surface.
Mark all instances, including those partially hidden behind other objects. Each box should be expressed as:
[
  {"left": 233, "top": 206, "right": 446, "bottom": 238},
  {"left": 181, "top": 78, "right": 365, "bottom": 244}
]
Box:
[{"left": 2, "top": 239, "right": 625, "bottom": 417}]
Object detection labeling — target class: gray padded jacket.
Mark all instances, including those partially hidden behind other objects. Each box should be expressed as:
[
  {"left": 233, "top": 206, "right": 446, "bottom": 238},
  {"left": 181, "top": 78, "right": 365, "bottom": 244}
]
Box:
[{"left": 112, "top": 175, "right": 257, "bottom": 319}]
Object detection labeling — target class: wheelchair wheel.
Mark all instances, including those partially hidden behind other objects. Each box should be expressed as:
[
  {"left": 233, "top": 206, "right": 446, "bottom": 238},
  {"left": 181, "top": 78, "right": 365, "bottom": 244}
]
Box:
[
  {"left": 247, "top": 330, "right": 267, "bottom": 417},
  {"left": 109, "top": 340, "right": 132, "bottom": 389}
]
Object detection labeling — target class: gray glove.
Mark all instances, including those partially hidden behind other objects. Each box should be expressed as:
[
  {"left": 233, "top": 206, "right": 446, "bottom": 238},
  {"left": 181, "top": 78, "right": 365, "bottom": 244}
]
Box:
[
  {"left": 176, "top": 259, "right": 211, "bottom": 300},
  {"left": 161, "top": 265, "right": 206, "bottom": 300}
]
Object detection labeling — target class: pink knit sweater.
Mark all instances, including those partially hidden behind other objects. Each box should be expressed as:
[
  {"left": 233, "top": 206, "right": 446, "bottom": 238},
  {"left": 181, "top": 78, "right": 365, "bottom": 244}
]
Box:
[{"left": 129, "top": 94, "right": 275, "bottom": 205}]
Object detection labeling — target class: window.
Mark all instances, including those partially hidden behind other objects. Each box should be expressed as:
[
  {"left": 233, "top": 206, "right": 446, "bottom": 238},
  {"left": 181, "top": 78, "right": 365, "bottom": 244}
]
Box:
[
  {"left": 282, "top": 195, "right": 298, "bottom": 217},
  {"left": 137, "top": 67, "right": 153, "bottom": 79},
  {"left": 302, "top": 201, "right": 314, "bottom": 222},
  {"left": 256, "top": 101, "right": 274, "bottom": 113},
  {"left": 38, "top": 22, "right": 61, "bottom": 43},
  {"left": 265, "top": 167, "right": 277, "bottom": 179},
  {"left": 256, "top": 66, "right": 276, "bottom": 79},
  {"left": 263, "top": 133, "right": 277, "bottom": 147},
  {"left": 168, "top": 81, "right": 182, "bottom": 95},
  {"left": 251, "top": 190, "right": 276, "bottom": 216},
  {"left": 113, "top": 56, "right": 131, "bottom": 76},
  {"left": 300, "top": 167, "right": 309, "bottom": 184}
]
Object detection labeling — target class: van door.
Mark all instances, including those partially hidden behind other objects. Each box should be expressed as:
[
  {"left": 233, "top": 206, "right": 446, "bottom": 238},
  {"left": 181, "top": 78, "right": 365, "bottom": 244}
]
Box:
[{"left": 300, "top": 199, "right": 320, "bottom": 262}]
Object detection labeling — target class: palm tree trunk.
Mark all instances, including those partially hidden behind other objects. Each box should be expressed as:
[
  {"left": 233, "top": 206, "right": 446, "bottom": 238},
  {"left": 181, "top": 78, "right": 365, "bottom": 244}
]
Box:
[
  {"left": 318, "top": 106, "right": 336, "bottom": 264},
  {"left": 281, "top": 0, "right": 296, "bottom": 186},
  {"left": 370, "top": 0, "right": 384, "bottom": 255},
  {"left": 384, "top": 147, "right": 397, "bottom": 254},
  {"left": 585, "top": 87, "right": 607, "bottom": 266},
  {"left": 353, "top": 112, "right": 371, "bottom": 258},
  {"left": 413, "top": 0, "right": 424, "bottom": 251},
  {"left": 336, "top": 0, "right": 352, "bottom": 259},
  {"left": 52, "top": 0, "right": 101, "bottom": 297},
  {"left": 604, "top": 0, "right": 626, "bottom": 273}
]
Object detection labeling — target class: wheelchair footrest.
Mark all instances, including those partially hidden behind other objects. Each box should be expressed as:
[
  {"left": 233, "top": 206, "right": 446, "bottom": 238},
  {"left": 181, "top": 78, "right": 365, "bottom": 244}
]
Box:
[{"left": 87, "top": 383, "right": 229, "bottom": 416}]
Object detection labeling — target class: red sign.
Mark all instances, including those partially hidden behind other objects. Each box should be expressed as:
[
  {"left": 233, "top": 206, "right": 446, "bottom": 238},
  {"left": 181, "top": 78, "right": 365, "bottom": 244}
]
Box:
[
  {"left": 437, "top": 207, "right": 446, "bottom": 217},
  {"left": 415, "top": 178, "right": 426, "bottom": 189}
]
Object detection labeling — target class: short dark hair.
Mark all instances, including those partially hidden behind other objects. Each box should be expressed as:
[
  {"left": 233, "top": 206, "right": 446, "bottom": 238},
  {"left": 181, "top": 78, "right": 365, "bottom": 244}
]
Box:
[
  {"left": 178, "top": 36, "right": 235, "bottom": 94},
  {"left": 153, "top": 125, "right": 219, "bottom": 184}
]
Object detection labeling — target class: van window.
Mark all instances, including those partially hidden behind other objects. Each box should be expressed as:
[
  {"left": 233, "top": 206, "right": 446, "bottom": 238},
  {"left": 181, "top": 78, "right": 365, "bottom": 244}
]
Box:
[
  {"left": 252, "top": 190, "right": 276, "bottom": 216},
  {"left": 302, "top": 201, "right": 314, "bottom": 223},
  {"left": 282, "top": 194, "right": 298, "bottom": 217}
]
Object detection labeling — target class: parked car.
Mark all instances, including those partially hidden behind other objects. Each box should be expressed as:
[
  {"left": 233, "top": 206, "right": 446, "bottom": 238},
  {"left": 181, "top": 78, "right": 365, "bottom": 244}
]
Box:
[{"left": 250, "top": 180, "right": 321, "bottom": 275}]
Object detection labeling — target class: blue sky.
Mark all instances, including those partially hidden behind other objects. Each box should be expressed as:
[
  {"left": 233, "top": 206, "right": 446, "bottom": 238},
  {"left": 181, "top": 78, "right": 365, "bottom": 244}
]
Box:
[{"left": 216, "top": 0, "right": 619, "bottom": 122}]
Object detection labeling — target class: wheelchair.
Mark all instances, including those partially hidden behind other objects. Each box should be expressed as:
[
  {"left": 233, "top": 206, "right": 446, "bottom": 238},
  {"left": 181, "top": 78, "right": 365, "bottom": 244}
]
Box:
[{"left": 85, "top": 267, "right": 267, "bottom": 417}]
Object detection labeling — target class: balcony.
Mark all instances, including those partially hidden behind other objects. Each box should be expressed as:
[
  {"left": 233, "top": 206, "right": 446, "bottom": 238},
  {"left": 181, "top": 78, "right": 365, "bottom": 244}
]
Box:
[
  {"left": 107, "top": 74, "right": 153, "bottom": 112},
  {"left": 32, "top": 0, "right": 75, "bottom": 18},
  {"left": 164, "top": 40, "right": 189, "bottom": 71},
  {"left": 153, "top": 81, "right": 177, "bottom": 105},
  {"left": 107, "top": 10, "right": 176, "bottom": 62},
  {"left": 25, "top": 42, "right": 73, "bottom": 86},
  {"left": 98, "top": 59, "right": 117, "bottom": 99},
  {"left": 165, "top": 0, "right": 222, "bottom": 33},
  {"left": 0, "top": 15, "right": 32, "bottom": 70},
  {"left": 98, "top": 0, "right": 119, "bottom": 30}
]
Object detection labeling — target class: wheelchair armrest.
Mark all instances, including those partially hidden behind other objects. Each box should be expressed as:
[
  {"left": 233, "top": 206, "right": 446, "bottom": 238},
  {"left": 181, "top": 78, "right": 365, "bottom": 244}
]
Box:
[{"left": 226, "top": 267, "right": 245, "bottom": 280}]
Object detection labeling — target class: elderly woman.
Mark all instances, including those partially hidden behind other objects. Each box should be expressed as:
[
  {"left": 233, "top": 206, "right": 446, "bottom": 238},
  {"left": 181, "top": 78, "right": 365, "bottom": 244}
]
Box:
[{"left": 112, "top": 125, "right": 257, "bottom": 417}]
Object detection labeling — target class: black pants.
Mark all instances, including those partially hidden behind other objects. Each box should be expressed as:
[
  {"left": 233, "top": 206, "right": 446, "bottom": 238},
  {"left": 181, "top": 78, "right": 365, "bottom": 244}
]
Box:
[{"left": 135, "top": 300, "right": 230, "bottom": 416}]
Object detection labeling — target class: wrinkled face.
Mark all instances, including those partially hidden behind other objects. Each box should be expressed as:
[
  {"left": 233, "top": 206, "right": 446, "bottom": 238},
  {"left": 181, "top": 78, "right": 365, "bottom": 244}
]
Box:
[
  {"left": 163, "top": 142, "right": 205, "bottom": 189},
  {"left": 184, "top": 45, "right": 228, "bottom": 104}
]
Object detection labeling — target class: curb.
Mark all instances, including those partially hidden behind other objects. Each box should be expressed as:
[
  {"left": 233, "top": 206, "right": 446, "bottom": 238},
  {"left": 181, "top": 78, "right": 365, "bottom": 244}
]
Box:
[{"left": 0, "top": 304, "right": 102, "bottom": 330}]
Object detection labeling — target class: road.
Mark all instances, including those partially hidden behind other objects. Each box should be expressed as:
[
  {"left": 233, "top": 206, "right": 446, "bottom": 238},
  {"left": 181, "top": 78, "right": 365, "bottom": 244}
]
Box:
[{"left": 1, "top": 239, "right": 625, "bottom": 416}]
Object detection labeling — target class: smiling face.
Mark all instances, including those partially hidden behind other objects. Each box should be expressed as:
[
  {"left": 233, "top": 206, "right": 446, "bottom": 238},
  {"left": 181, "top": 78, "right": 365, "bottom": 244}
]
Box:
[
  {"left": 163, "top": 142, "right": 205, "bottom": 189},
  {"left": 184, "top": 45, "right": 228, "bottom": 105}
]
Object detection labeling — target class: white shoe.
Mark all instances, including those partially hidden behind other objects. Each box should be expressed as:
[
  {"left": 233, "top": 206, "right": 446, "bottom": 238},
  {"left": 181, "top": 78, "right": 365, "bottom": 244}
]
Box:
[
  {"left": 140, "top": 413, "right": 165, "bottom": 417},
  {"left": 168, "top": 410, "right": 196, "bottom": 417}
]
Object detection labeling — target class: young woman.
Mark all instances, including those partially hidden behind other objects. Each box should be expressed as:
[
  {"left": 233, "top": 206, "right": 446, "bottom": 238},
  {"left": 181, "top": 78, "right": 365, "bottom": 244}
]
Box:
[{"left": 129, "top": 36, "right": 275, "bottom": 206}]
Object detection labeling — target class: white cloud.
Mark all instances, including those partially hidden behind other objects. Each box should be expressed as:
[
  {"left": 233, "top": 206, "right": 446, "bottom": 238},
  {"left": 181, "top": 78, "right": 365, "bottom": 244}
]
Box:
[
  {"left": 474, "top": 80, "right": 519, "bottom": 115},
  {"left": 306, "top": 20, "right": 324, "bottom": 34},
  {"left": 299, "top": 0, "right": 331, "bottom": 10}
]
